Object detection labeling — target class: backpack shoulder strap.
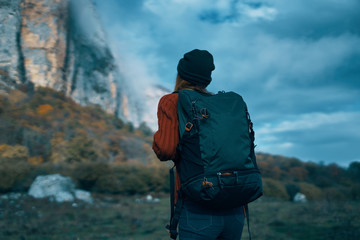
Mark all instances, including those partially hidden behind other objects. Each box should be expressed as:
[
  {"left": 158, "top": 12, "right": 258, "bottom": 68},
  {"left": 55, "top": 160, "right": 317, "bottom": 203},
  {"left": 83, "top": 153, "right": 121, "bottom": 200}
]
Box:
[{"left": 166, "top": 166, "right": 183, "bottom": 239}]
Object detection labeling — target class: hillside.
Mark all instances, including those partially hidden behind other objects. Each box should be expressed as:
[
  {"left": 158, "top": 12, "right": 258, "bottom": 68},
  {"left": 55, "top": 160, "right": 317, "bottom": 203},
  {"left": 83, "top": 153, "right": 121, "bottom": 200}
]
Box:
[
  {"left": 1, "top": 86, "right": 359, "bottom": 200},
  {"left": 0, "top": 86, "right": 155, "bottom": 165},
  {"left": 256, "top": 153, "right": 360, "bottom": 201}
]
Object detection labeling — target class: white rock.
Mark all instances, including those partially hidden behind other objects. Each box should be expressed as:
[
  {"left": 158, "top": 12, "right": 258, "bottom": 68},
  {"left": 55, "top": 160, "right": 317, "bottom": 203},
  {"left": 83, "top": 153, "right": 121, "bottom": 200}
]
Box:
[
  {"left": 75, "top": 189, "right": 93, "bottom": 203},
  {"left": 55, "top": 191, "right": 75, "bottom": 202},
  {"left": 28, "top": 174, "right": 93, "bottom": 203},
  {"left": 293, "top": 192, "right": 307, "bottom": 203},
  {"left": 28, "top": 174, "right": 75, "bottom": 202},
  {"left": 146, "top": 194, "right": 153, "bottom": 202}
]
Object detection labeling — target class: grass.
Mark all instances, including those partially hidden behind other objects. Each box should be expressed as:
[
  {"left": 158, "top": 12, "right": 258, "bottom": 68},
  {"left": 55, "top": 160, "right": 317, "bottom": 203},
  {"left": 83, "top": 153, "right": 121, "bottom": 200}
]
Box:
[
  {"left": 244, "top": 199, "right": 360, "bottom": 240},
  {"left": 1, "top": 194, "right": 359, "bottom": 240}
]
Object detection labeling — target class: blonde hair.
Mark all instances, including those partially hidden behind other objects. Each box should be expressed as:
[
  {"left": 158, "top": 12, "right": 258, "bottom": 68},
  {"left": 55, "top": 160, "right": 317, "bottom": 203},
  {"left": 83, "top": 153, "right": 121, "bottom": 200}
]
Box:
[{"left": 174, "top": 75, "right": 210, "bottom": 94}]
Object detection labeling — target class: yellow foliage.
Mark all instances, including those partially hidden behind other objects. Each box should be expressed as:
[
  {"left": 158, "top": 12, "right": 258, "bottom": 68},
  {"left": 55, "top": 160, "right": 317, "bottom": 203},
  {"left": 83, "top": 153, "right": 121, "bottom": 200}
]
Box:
[
  {"left": 0, "top": 145, "right": 29, "bottom": 163},
  {"left": 28, "top": 156, "right": 44, "bottom": 165},
  {"left": 50, "top": 133, "right": 69, "bottom": 163},
  {"left": 37, "top": 104, "right": 54, "bottom": 115},
  {"left": 0, "top": 144, "right": 12, "bottom": 155}
]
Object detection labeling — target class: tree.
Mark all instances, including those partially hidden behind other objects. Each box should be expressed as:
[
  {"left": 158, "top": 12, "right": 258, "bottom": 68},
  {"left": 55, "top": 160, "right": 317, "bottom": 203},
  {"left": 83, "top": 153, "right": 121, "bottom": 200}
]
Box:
[
  {"left": 289, "top": 167, "right": 309, "bottom": 181},
  {"left": 348, "top": 161, "right": 360, "bottom": 180}
]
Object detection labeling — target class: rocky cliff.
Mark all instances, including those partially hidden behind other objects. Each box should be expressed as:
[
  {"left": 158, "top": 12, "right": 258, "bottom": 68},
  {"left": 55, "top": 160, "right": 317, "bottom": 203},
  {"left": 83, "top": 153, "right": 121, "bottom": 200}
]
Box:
[
  {"left": 0, "top": 0, "right": 146, "bottom": 123},
  {"left": 0, "top": 0, "right": 24, "bottom": 91}
]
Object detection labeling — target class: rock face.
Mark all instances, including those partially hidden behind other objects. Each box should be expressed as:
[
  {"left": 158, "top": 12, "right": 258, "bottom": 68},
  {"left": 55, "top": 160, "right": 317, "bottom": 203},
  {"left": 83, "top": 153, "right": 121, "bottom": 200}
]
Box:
[
  {"left": 0, "top": 0, "right": 168, "bottom": 128},
  {"left": 0, "top": 0, "right": 135, "bottom": 122},
  {"left": 20, "top": 0, "right": 68, "bottom": 90},
  {"left": 28, "top": 174, "right": 93, "bottom": 203},
  {"left": 0, "top": 0, "right": 24, "bottom": 93}
]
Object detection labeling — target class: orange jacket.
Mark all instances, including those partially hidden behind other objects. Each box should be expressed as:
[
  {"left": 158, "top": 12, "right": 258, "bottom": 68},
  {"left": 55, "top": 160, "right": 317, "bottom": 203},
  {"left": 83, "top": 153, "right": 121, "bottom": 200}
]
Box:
[{"left": 152, "top": 93, "right": 181, "bottom": 201}]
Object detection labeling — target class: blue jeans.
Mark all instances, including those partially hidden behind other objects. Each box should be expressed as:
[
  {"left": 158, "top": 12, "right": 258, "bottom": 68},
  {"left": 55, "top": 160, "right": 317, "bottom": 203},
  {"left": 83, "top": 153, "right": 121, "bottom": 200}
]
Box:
[{"left": 178, "top": 201, "right": 245, "bottom": 240}]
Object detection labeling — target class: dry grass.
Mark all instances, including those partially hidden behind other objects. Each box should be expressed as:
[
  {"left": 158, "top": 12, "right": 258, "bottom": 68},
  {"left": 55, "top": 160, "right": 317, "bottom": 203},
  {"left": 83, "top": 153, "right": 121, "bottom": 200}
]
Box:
[{"left": 1, "top": 194, "right": 359, "bottom": 240}]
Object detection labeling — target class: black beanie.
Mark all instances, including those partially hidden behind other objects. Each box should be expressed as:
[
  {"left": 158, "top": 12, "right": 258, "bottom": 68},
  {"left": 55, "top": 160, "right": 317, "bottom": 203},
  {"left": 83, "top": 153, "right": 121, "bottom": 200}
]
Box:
[{"left": 177, "top": 49, "right": 215, "bottom": 87}]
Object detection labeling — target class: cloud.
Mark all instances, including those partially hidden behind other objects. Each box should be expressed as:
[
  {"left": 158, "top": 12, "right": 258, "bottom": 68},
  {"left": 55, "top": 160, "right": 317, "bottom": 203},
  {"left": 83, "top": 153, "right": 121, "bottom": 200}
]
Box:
[
  {"left": 257, "top": 0, "right": 360, "bottom": 39},
  {"left": 93, "top": 0, "right": 360, "bottom": 165},
  {"left": 257, "top": 112, "right": 360, "bottom": 134},
  {"left": 256, "top": 111, "right": 360, "bottom": 164}
]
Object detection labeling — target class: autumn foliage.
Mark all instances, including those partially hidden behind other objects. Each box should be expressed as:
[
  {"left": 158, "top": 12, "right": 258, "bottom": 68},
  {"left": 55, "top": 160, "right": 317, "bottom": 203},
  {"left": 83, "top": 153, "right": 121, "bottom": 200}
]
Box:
[
  {"left": 257, "top": 153, "right": 360, "bottom": 201},
  {"left": 0, "top": 87, "right": 155, "bottom": 164},
  {"left": 0, "top": 87, "right": 359, "bottom": 200}
]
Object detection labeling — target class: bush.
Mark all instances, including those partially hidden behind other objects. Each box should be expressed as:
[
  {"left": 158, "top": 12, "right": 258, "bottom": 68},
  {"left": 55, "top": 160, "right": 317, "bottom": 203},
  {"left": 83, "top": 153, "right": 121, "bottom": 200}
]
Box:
[
  {"left": 297, "top": 182, "right": 323, "bottom": 200},
  {"left": 286, "top": 184, "right": 300, "bottom": 201},
  {"left": 73, "top": 162, "right": 110, "bottom": 190},
  {"left": 262, "top": 178, "right": 289, "bottom": 200},
  {"left": 72, "top": 162, "right": 169, "bottom": 195},
  {"left": 116, "top": 174, "right": 150, "bottom": 194},
  {"left": 93, "top": 174, "right": 124, "bottom": 194},
  {"left": 350, "top": 184, "right": 360, "bottom": 200},
  {"left": 323, "top": 187, "right": 347, "bottom": 201},
  {"left": 93, "top": 164, "right": 169, "bottom": 194},
  {"left": 0, "top": 144, "right": 29, "bottom": 164},
  {"left": 0, "top": 160, "right": 169, "bottom": 195},
  {"left": 0, "top": 162, "right": 33, "bottom": 192}
]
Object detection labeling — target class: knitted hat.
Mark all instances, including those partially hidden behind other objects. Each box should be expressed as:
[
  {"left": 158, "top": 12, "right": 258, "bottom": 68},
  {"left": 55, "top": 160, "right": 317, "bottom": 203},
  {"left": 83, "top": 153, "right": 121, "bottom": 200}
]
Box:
[{"left": 177, "top": 49, "right": 215, "bottom": 87}]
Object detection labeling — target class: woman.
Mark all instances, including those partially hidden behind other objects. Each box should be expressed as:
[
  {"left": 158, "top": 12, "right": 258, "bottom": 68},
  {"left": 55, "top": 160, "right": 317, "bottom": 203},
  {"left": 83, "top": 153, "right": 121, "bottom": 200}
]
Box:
[{"left": 153, "top": 49, "right": 245, "bottom": 240}]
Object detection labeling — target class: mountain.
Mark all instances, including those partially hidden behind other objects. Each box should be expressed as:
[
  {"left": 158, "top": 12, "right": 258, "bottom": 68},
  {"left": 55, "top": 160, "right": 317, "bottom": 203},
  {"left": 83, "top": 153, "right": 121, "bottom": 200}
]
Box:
[{"left": 0, "top": 0, "right": 162, "bottom": 127}]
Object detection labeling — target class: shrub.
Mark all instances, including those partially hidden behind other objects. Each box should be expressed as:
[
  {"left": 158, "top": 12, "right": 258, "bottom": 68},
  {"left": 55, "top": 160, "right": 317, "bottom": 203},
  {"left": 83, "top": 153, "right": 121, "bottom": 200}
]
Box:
[
  {"left": 0, "top": 144, "right": 29, "bottom": 164},
  {"left": 348, "top": 162, "right": 360, "bottom": 179},
  {"left": 350, "top": 184, "right": 360, "bottom": 200},
  {"left": 262, "top": 178, "right": 289, "bottom": 200},
  {"left": 28, "top": 156, "right": 44, "bottom": 165},
  {"left": 148, "top": 167, "right": 170, "bottom": 192},
  {"left": 0, "top": 162, "right": 33, "bottom": 192},
  {"left": 93, "top": 174, "right": 123, "bottom": 194},
  {"left": 297, "top": 182, "right": 323, "bottom": 200},
  {"left": 286, "top": 183, "right": 300, "bottom": 201},
  {"left": 87, "top": 163, "right": 169, "bottom": 194},
  {"left": 73, "top": 162, "right": 110, "bottom": 190},
  {"left": 323, "top": 187, "right": 346, "bottom": 201},
  {"left": 117, "top": 174, "right": 150, "bottom": 195}
]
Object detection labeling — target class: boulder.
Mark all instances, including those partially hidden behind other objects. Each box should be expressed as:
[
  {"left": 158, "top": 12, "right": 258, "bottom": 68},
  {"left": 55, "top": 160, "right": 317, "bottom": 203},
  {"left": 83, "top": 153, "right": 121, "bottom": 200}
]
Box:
[
  {"left": 74, "top": 189, "right": 93, "bottom": 204},
  {"left": 293, "top": 192, "right": 307, "bottom": 203},
  {"left": 28, "top": 174, "right": 92, "bottom": 203}
]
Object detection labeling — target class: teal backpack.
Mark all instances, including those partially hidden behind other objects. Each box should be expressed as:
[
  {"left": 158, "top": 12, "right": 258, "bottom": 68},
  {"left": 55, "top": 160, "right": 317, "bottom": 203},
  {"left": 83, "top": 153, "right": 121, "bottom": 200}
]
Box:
[{"left": 166, "top": 90, "right": 263, "bottom": 239}]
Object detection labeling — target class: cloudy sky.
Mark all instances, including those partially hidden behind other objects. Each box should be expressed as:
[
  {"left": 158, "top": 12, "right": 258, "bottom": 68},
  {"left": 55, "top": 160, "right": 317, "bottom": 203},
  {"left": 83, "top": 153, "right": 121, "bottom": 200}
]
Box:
[{"left": 93, "top": 0, "right": 360, "bottom": 166}]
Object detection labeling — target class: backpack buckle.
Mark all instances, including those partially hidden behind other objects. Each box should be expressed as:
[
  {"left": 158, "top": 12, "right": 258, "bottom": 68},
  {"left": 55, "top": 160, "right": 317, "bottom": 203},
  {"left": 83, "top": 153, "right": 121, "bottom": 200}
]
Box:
[
  {"left": 185, "top": 122, "right": 193, "bottom": 132},
  {"left": 202, "top": 178, "right": 214, "bottom": 188},
  {"left": 200, "top": 108, "right": 209, "bottom": 119}
]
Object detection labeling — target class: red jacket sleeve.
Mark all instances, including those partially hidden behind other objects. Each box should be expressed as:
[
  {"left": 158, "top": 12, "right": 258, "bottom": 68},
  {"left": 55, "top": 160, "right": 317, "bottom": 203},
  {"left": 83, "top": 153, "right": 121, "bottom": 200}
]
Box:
[{"left": 152, "top": 93, "right": 179, "bottom": 161}]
